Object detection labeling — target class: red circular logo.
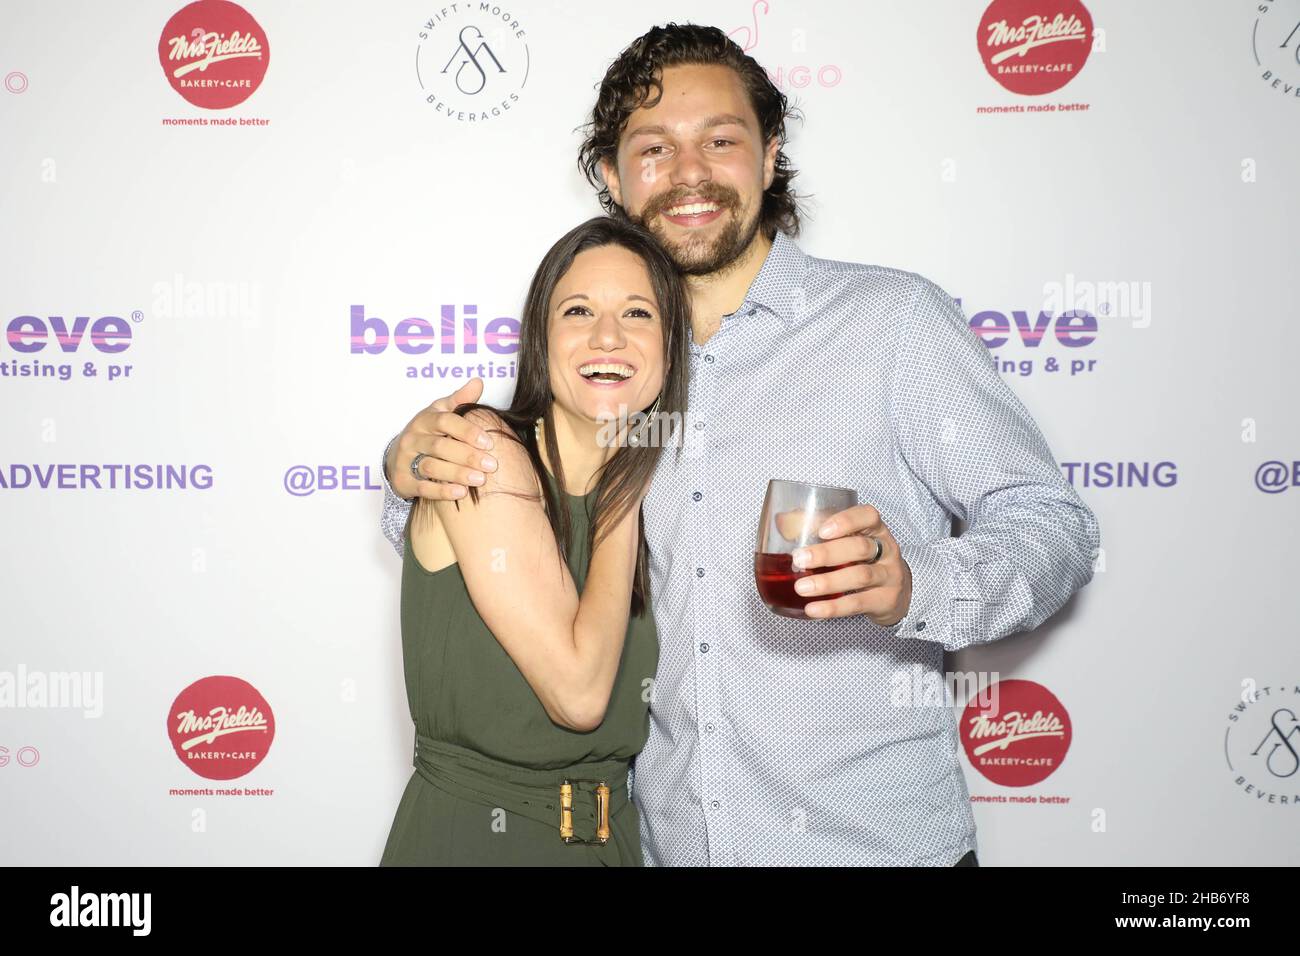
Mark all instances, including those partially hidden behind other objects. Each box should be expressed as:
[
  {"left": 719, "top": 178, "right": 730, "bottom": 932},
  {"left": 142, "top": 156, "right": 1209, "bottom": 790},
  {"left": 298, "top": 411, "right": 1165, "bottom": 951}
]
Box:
[
  {"left": 960, "top": 679, "right": 1071, "bottom": 786},
  {"left": 158, "top": 0, "right": 269, "bottom": 109},
  {"left": 977, "top": 0, "right": 1093, "bottom": 96},
  {"left": 167, "top": 676, "right": 275, "bottom": 780}
]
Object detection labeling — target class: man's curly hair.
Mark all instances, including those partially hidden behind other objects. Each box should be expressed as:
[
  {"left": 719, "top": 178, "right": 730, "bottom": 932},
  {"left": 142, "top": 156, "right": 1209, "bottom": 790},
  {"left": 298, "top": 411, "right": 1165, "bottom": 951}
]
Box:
[{"left": 577, "top": 23, "right": 804, "bottom": 239}]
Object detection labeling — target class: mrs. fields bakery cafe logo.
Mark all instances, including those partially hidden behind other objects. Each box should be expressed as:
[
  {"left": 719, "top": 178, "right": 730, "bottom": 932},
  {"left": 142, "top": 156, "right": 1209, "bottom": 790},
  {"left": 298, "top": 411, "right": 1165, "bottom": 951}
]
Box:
[
  {"left": 167, "top": 675, "right": 275, "bottom": 781},
  {"left": 158, "top": 0, "right": 271, "bottom": 126},
  {"left": 975, "top": 0, "right": 1095, "bottom": 115},
  {"left": 961, "top": 678, "right": 1072, "bottom": 787}
]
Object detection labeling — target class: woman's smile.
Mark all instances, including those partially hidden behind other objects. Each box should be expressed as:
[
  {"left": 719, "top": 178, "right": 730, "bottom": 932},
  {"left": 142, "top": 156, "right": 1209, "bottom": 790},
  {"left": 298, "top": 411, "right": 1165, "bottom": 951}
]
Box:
[{"left": 576, "top": 359, "right": 638, "bottom": 388}]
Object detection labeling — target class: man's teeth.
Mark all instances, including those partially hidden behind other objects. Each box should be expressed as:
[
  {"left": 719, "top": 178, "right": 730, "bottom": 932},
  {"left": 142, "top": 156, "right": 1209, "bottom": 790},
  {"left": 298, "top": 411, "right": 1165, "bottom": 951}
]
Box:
[
  {"left": 665, "top": 201, "right": 720, "bottom": 217},
  {"left": 579, "top": 363, "right": 635, "bottom": 380}
]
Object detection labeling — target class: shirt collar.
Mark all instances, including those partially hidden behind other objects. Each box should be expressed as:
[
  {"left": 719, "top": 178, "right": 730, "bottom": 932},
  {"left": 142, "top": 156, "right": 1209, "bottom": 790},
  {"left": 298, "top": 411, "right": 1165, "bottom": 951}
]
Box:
[{"left": 735, "top": 229, "right": 809, "bottom": 327}]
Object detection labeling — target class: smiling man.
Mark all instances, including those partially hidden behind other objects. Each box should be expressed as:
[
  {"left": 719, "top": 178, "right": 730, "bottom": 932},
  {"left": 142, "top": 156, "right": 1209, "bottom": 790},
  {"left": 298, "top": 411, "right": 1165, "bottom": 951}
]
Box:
[{"left": 378, "top": 23, "right": 1100, "bottom": 866}]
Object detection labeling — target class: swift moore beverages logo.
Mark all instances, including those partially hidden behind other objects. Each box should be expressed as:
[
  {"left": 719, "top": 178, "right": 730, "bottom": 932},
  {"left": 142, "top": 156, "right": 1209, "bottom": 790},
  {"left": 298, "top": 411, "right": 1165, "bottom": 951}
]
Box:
[
  {"left": 976, "top": 0, "right": 1094, "bottom": 111},
  {"left": 2, "top": 311, "right": 142, "bottom": 383},
  {"left": 167, "top": 675, "right": 274, "bottom": 780},
  {"left": 1252, "top": 0, "right": 1300, "bottom": 102},
  {"left": 960, "top": 679, "right": 1071, "bottom": 787},
  {"left": 1224, "top": 681, "right": 1299, "bottom": 807},
  {"left": 158, "top": 0, "right": 271, "bottom": 123},
  {"left": 415, "top": 5, "right": 531, "bottom": 122},
  {"left": 350, "top": 302, "right": 519, "bottom": 380}
]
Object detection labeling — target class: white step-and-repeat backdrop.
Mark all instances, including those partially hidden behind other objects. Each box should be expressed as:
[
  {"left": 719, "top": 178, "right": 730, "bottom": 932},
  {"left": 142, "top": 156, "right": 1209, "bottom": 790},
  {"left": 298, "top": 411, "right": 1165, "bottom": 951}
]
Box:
[{"left": 2, "top": 0, "right": 1297, "bottom": 865}]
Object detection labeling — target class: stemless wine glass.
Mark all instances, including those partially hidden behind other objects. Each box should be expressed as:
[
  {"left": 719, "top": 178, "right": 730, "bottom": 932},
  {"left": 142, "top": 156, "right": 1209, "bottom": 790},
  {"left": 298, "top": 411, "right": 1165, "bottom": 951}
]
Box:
[{"left": 754, "top": 479, "right": 858, "bottom": 618}]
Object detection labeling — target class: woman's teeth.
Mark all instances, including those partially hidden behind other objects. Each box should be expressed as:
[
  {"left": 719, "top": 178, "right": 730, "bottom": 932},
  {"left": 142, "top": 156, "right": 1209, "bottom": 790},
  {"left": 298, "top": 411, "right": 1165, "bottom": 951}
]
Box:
[{"left": 579, "top": 362, "right": 635, "bottom": 382}]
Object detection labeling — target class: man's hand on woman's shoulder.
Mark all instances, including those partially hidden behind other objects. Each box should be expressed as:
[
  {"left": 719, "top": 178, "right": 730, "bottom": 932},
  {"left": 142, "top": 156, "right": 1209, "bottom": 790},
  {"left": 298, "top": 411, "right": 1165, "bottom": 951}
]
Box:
[{"left": 384, "top": 377, "right": 502, "bottom": 500}]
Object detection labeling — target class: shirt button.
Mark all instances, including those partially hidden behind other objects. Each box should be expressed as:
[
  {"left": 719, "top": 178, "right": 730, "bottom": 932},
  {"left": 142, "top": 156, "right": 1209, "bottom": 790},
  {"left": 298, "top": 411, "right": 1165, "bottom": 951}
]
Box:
[
  {"left": 917, "top": 621, "right": 927, "bottom": 631},
  {"left": 704, "top": 354, "right": 715, "bottom": 364},
  {"left": 711, "top": 800, "right": 720, "bottom": 809},
  {"left": 699, "top": 642, "right": 709, "bottom": 653},
  {"left": 695, "top": 567, "right": 705, "bottom": 578},
  {"left": 694, "top": 421, "right": 705, "bottom": 431},
  {"left": 705, "top": 723, "right": 715, "bottom": 733},
  {"left": 692, "top": 491, "right": 702, "bottom": 502}
]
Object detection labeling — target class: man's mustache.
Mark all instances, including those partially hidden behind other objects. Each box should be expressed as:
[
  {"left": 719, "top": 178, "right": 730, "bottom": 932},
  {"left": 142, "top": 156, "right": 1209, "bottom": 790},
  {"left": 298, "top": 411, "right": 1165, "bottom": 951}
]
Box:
[{"left": 646, "top": 190, "right": 738, "bottom": 216}]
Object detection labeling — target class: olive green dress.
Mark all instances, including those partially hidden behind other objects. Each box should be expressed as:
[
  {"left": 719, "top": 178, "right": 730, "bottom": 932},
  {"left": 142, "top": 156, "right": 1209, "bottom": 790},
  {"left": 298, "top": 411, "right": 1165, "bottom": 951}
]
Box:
[{"left": 381, "top": 478, "right": 658, "bottom": 866}]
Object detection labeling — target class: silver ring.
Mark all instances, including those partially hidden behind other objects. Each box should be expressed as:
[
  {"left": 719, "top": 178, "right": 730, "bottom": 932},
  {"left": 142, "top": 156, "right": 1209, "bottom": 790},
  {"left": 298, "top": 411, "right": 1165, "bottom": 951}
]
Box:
[
  {"left": 864, "top": 536, "right": 883, "bottom": 564},
  {"left": 409, "top": 452, "right": 430, "bottom": 482}
]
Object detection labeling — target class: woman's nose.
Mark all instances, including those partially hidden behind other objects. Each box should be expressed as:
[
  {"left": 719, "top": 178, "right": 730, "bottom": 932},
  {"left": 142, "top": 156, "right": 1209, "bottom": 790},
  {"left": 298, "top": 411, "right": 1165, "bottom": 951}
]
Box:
[{"left": 588, "top": 311, "right": 627, "bottom": 349}]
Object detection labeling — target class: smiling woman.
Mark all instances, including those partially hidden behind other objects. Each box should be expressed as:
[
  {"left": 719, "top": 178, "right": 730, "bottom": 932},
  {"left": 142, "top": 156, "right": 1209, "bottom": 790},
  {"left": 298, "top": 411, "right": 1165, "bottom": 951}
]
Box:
[
  {"left": 380, "top": 216, "right": 691, "bottom": 866},
  {"left": 546, "top": 245, "right": 670, "bottom": 439}
]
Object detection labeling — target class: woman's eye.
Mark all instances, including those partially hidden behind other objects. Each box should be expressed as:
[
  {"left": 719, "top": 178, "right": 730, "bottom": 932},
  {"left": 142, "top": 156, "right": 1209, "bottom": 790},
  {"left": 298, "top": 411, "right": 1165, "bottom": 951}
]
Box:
[
  {"left": 625, "top": 308, "right": 653, "bottom": 318},
  {"left": 563, "top": 305, "right": 591, "bottom": 316}
]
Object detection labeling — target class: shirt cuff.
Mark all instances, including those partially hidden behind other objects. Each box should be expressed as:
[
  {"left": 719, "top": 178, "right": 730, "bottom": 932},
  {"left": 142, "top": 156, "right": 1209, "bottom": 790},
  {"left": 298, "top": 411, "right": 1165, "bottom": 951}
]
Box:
[
  {"left": 381, "top": 434, "right": 411, "bottom": 502},
  {"left": 882, "top": 540, "right": 953, "bottom": 642}
]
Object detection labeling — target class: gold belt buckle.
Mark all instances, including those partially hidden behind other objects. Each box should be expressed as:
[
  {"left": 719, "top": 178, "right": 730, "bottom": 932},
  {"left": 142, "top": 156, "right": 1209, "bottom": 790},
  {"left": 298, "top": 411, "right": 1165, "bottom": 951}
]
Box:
[{"left": 559, "top": 779, "right": 611, "bottom": 845}]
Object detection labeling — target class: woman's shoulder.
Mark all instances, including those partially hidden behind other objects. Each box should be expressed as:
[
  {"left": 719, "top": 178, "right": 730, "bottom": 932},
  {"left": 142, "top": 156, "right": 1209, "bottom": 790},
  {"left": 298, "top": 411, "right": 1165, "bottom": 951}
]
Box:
[{"left": 457, "top": 406, "right": 541, "bottom": 499}]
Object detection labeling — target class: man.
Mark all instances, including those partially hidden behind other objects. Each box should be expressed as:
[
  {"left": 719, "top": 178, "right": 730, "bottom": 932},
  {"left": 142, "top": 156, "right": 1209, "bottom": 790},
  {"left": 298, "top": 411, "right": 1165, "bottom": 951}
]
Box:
[{"left": 378, "top": 24, "right": 1099, "bottom": 866}]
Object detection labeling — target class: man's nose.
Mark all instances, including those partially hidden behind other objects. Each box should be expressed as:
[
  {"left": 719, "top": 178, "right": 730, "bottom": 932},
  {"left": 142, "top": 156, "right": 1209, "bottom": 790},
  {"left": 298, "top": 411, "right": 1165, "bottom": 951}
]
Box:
[{"left": 668, "top": 141, "right": 710, "bottom": 190}]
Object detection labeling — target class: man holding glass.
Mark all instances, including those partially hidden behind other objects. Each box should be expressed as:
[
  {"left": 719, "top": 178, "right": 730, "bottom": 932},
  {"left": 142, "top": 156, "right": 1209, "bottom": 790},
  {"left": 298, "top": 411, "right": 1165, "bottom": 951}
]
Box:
[{"left": 378, "top": 24, "right": 1100, "bottom": 866}]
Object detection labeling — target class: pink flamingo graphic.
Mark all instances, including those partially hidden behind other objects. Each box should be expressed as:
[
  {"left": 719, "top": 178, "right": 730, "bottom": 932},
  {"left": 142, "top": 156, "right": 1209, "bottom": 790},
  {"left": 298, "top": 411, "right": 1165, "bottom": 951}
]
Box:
[{"left": 728, "top": 0, "right": 769, "bottom": 52}]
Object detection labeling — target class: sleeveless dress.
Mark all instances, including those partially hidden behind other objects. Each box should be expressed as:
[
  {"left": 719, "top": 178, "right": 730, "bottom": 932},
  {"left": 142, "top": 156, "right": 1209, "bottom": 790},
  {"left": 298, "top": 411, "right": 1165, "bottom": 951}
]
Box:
[{"left": 380, "top": 477, "right": 659, "bottom": 866}]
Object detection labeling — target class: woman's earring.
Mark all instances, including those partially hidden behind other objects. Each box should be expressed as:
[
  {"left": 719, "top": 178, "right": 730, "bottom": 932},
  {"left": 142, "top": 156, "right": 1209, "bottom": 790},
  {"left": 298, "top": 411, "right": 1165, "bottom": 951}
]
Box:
[{"left": 630, "top": 395, "right": 661, "bottom": 447}]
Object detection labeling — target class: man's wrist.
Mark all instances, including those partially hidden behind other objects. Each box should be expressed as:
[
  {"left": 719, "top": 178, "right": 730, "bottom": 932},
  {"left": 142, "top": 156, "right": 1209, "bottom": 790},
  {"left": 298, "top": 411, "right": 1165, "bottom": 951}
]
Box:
[
  {"left": 382, "top": 435, "right": 414, "bottom": 502},
  {"left": 883, "top": 541, "right": 949, "bottom": 638},
  {"left": 383, "top": 435, "right": 395, "bottom": 485}
]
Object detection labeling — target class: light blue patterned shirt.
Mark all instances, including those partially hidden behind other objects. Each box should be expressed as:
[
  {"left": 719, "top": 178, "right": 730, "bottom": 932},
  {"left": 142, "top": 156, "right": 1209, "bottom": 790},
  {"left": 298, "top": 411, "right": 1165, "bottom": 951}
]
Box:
[{"left": 379, "top": 230, "right": 1099, "bottom": 865}]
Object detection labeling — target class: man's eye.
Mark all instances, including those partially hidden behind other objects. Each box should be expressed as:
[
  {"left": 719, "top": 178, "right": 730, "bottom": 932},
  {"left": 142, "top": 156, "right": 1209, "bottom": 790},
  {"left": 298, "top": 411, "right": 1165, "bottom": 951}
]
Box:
[
  {"left": 642, "top": 145, "right": 667, "bottom": 156},
  {"left": 709, "top": 139, "right": 733, "bottom": 147}
]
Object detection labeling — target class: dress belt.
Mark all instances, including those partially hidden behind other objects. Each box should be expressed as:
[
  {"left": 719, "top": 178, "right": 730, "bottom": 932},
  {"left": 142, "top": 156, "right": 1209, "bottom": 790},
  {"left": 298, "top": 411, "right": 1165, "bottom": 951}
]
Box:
[{"left": 412, "top": 732, "right": 630, "bottom": 841}]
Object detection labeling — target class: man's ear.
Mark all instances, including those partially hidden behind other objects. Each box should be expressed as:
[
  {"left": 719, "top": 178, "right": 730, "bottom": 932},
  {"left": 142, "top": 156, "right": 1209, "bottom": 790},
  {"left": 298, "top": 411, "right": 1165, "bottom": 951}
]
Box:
[
  {"left": 762, "top": 135, "right": 779, "bottom": 191},
  {"left": 600, "top": 156, "right": 624, "bottom": 207}
]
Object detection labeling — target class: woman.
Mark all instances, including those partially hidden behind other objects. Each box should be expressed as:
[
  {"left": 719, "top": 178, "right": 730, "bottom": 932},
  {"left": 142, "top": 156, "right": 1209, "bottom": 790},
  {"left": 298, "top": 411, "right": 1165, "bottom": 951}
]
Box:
[{"left": 380, "top": 217, "right": 690, "bottom": 866}]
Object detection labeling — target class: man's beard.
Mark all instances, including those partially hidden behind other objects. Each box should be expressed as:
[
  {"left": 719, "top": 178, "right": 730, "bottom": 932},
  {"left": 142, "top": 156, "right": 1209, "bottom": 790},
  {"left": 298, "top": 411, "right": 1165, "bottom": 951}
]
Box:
[{"left": 631, "top": 186, "right": 762, "bottom": 277}]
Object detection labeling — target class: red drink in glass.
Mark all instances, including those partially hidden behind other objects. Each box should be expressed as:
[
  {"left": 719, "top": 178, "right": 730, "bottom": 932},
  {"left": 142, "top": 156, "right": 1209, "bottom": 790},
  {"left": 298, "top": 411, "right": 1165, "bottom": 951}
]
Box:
[
  {"left": 753, "top": 480, "right": 859, "bottom": 619},
  {"left": 754, "top": 552, "right": 853, "bottom": 617}
]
